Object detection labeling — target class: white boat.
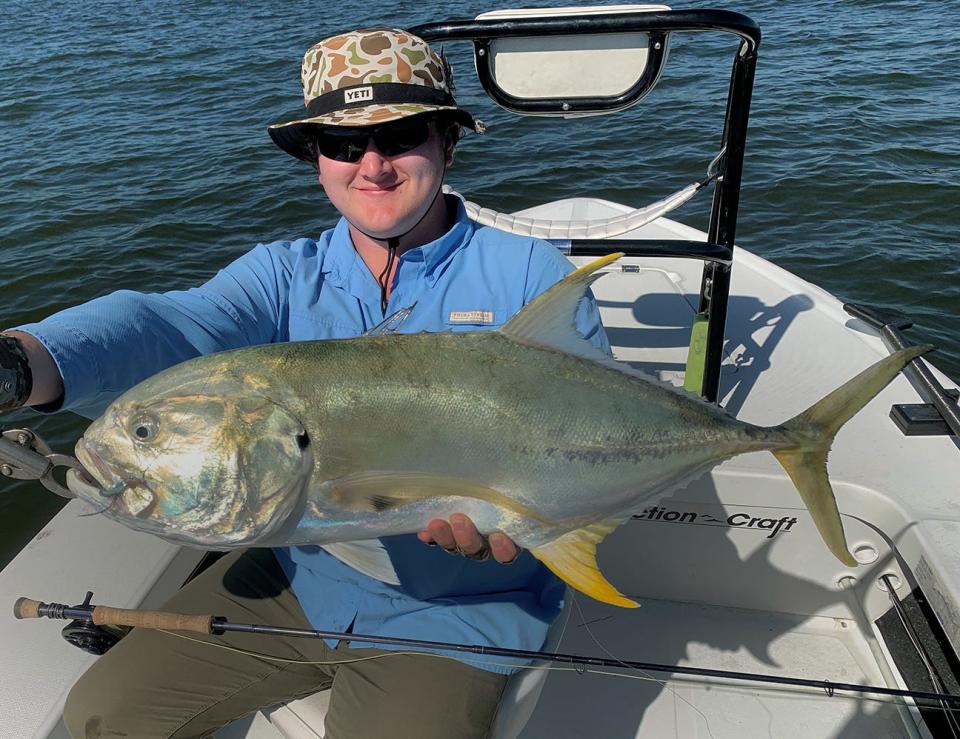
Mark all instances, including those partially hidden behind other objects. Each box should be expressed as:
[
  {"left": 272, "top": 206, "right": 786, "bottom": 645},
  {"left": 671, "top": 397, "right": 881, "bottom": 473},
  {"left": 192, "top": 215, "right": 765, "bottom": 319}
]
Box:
[{"left": 3, "top": 6, "right": 959, "bottom": 738}]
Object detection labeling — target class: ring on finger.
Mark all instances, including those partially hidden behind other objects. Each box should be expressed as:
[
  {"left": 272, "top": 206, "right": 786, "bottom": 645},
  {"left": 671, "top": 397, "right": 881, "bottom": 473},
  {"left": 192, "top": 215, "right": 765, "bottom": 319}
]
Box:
[{"left": 461, "top": 534, "right": 491, "bottom": 561}]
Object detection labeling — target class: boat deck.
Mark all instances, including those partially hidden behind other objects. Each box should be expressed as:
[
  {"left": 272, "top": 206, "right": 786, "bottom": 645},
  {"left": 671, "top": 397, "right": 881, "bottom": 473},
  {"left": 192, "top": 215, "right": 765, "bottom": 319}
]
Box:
[
  {"left": 213, "top": 587, "right": 913, "bottom": 739},
  {"left": 519, "top": 596, "right": 905, "bottom": 739}
]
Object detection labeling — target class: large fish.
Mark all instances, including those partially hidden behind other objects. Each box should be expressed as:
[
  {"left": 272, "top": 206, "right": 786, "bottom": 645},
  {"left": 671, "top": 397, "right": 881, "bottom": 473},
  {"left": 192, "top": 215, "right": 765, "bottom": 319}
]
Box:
[{"left": 71, "top": 254, "right": 926, "bottom": 607}]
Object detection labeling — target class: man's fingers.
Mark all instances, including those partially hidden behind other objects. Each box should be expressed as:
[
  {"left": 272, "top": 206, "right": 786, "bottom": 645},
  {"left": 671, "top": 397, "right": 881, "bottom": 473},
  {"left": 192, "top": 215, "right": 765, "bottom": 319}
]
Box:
[
  {"left": 450, "top": 513, "right": 485, "bottom": 555},
  {"left": 424, "top": 518, "right": 457, "bottom": 551},
  {"left": 419, "top": 515, "right": 522, "bottom": 564},
  {"left": 489, "top": 532, "right": 521, "bottom": 564}
]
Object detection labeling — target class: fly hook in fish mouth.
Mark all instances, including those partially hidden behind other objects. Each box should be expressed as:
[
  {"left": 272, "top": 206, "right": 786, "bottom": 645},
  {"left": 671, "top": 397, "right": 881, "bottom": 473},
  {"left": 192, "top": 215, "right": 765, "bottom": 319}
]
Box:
[
  {"left": 92, "top": 475, "right": 157, "bottom": 518},
  {"left": 75, "top": 439, "right": 127, "bottom": 496},
  {"left": 73, "top": 439, "right": 156, "bottom": 516},
  {"left": 100, "top": 479, "right": 126, "bottom": 497},
  {"left": 76, "top": 475, "right": 156, "bottom": 519}
]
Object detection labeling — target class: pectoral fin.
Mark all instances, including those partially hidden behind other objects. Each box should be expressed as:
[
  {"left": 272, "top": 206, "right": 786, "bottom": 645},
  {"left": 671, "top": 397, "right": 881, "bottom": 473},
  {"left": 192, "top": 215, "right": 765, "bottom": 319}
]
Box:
[
  {"left": 531, "top": 520, "right": 638, "bottom": 608},
  {"left": 324, "top": 472, "right": 550, "bottom": 524},
  {"left": 321, "top": 541, "right": 400, "bottom": 585}
]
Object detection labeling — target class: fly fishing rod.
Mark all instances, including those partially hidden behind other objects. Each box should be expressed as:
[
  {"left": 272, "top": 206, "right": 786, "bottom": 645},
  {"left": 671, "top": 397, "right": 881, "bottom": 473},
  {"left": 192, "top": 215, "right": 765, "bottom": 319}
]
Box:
[{"left": 14, "top": 593, "right": 960, "bottom": 709}]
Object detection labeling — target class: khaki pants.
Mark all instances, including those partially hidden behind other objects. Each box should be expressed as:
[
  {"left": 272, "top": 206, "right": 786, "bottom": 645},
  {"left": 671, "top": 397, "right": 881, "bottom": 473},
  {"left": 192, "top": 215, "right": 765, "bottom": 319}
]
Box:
[{"left": 63, "top": 549, "right": 508, "bottom": 739}]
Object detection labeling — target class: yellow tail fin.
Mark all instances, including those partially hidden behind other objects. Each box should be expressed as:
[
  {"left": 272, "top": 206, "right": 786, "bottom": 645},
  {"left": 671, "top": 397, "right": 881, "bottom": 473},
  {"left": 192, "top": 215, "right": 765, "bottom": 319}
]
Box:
[{"left": 775, "top": 345, "right": 931, "bottom": 566}]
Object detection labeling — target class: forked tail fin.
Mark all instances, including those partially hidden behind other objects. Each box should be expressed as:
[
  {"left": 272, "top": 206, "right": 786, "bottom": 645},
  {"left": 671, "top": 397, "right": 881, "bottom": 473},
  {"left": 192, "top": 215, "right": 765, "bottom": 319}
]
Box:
[{"left": 773, "top": 345, "right": 931, "bottom": 567}]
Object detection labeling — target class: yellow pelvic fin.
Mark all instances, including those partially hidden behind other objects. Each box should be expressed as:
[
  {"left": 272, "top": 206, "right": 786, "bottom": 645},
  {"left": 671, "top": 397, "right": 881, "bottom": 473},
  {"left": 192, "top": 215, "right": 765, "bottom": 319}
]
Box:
[
  {"left": 530, "top": 520, "right": 638, "bottom": 608},
  {"left": 326, "top": 471, "right": 551, "bottom": 524}
]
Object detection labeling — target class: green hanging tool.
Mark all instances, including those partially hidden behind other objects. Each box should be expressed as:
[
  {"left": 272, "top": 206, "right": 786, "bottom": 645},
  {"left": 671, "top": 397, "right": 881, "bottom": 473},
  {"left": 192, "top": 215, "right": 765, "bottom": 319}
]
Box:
[{"left": 683, "top": 312, "right": 709, "bottom": 395}]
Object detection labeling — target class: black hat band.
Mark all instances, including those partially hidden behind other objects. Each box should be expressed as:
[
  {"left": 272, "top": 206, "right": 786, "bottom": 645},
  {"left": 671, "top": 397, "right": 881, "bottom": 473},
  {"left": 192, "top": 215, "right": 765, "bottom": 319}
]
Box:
[{"left": 306, "top": 83, "right": 456, "bottom": 118}]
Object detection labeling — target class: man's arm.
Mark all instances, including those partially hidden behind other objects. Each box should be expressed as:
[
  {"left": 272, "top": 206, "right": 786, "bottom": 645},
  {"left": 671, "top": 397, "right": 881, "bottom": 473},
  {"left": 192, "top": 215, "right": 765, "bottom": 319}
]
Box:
[{"left": 3, "top": 242, "right": 294, "bottom": 418}]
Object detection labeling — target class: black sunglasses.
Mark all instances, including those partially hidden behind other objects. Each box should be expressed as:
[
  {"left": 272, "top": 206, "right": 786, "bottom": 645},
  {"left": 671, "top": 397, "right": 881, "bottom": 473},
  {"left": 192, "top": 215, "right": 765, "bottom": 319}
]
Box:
[{"left": 313, "top": 117, "right": 435, "bottom": 163}]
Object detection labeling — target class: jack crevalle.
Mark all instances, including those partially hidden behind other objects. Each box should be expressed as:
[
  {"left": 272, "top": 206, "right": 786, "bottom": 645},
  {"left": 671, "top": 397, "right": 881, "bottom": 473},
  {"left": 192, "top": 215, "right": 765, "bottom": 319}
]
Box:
[{"left": 72, "top": 254, "right": 927, "bottom": 607}]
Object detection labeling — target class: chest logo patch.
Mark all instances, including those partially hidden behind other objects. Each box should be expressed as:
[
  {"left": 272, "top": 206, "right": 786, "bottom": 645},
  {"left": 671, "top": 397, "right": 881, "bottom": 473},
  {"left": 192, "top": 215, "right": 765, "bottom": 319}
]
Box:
[{"left": 448, "top": 310, "right": 495, "bottom": 324}]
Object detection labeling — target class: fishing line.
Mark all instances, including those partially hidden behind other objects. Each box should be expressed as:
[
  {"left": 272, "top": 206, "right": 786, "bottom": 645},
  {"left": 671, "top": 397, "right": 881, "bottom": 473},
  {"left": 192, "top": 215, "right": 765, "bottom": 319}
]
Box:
[
  {"left": 571, "top": 594, "right": 720, "bottom": 739},
  {"left": 155, "top": 627, "right": 710, "bottom": 690},
  {"left": 77, "top": 495, "right": 120, "bottom": 518}
]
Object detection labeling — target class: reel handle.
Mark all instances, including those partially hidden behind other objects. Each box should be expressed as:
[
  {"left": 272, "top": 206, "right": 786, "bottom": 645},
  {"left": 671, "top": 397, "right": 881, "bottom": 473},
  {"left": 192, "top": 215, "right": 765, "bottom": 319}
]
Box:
[{"left": 14, "top": 597, "right": 214, "bottom": 634}]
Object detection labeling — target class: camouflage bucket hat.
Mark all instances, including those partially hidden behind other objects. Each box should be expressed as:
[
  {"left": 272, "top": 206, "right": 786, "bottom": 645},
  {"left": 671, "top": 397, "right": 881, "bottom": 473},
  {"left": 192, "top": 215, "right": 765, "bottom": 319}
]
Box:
[{"left": 268, "top": 28, "right": 483, "bottom": 163}]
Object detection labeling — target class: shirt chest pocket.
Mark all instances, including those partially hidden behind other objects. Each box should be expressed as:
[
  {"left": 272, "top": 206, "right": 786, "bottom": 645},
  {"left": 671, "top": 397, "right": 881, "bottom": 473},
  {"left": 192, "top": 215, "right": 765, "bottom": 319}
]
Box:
[
  {"left": 442, "top": 305, "right": 512, "bottom": 332},
  {"left": 288, "top": 311, "right": 363, "bottom": 341}
]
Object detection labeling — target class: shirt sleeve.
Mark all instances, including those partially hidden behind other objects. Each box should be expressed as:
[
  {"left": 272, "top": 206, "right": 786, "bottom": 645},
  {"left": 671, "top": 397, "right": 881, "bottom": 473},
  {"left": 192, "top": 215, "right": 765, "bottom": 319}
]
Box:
[
  {"left": 12, "top": 243, "right": 293, "bottom": 418},
  {"left": 523, "top": 241, "right": 613, "bottom": 356}
]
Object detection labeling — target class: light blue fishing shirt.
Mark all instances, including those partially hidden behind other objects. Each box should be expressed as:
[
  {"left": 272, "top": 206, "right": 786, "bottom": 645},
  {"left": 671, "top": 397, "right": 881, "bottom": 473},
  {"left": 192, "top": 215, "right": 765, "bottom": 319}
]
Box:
[{"left": 16, "top": 197, "right": 610, "bottom": 673}]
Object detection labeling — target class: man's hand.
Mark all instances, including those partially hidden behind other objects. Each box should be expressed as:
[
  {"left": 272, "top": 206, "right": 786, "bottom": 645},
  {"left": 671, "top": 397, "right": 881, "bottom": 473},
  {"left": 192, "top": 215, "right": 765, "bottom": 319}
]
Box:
[{"left": 417, "top": 513, "right": 522, "bottom": 564}]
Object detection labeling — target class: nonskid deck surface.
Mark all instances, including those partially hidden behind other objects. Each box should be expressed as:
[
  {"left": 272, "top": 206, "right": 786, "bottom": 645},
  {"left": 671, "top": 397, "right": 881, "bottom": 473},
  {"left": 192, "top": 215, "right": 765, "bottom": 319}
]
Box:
[{"left": 518, "top": 595, "right": 907, "bottom": 739}]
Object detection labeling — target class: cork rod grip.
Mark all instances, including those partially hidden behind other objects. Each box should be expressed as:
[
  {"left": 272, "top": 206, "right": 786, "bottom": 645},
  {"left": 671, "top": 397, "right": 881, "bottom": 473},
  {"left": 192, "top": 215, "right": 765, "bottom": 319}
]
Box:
[
  {"left": 92, "top": 606, "right": 214, "bottom": 633},
  {"left": 13, "top": 598, "right": 41, "bottom": 619}
]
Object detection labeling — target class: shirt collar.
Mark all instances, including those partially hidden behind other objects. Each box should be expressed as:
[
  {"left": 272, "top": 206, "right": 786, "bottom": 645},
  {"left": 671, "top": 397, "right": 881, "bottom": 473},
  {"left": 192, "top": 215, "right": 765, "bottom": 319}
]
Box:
[
  {"left": 410, "top": 197, "right": 474, "bottom": 284},
  {"left": 321, "top": 196, "right": 475, "bottom": 296}
]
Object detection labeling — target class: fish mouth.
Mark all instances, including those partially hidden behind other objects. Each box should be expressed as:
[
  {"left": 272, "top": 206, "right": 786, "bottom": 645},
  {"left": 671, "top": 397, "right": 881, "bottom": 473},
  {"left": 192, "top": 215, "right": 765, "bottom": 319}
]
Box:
[
  {"left": 73, "top": 439, "right": 157, "bottom": 518},
  {"left": 75, "top": 439, "right": 124, "bottom": 490}
]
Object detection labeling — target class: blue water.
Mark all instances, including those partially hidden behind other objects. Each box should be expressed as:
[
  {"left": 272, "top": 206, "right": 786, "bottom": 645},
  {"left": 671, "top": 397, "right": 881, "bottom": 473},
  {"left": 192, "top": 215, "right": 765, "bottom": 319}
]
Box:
[{"left": 1, "top": 1, "right": 957, "bottom": 565}]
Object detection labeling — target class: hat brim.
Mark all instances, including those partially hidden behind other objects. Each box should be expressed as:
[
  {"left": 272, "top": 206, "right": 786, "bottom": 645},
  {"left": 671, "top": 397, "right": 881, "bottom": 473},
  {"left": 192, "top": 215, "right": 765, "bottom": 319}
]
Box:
[{"left": 268, "top": 104, "right": 480, "bottom": 164}]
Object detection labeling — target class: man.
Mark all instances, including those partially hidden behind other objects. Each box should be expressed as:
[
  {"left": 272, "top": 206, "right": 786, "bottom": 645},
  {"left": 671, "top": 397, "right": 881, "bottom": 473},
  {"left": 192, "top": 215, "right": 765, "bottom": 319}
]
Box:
[{"left": 1, "top": 28, "right": 609, "bottom": 738}]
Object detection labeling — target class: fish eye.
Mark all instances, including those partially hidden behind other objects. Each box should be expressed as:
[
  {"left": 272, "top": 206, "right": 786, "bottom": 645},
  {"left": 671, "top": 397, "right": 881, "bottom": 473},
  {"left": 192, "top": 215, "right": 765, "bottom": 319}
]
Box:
[{"left": 128, "top": 413, "right": 160, "bottom": 443}]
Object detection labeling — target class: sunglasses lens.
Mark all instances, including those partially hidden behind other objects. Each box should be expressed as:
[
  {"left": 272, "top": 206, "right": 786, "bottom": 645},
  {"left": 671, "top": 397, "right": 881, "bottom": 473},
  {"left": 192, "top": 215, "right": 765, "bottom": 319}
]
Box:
[
  {"left": 373, "top": 119, "right": 432, "bottom": 156},
  {"left": 315, "top": 118, "right": 434, "bottom": 162},
  {"left": 315, "top": 131, "right": 368, "bottom": 162}
]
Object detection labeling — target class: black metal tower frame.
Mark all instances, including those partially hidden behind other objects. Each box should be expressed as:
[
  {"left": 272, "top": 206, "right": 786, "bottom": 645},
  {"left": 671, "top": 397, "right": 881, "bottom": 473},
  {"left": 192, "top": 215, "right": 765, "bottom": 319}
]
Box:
[{"left": 411, "top": 9, "right": 761, "bottom": 403}]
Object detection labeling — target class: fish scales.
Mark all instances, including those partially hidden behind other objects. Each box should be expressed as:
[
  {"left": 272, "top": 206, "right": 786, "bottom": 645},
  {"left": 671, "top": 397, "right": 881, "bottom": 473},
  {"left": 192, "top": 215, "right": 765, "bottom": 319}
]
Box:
[{"left": 244, "top": 332, "right": 762, "bottom": 528}]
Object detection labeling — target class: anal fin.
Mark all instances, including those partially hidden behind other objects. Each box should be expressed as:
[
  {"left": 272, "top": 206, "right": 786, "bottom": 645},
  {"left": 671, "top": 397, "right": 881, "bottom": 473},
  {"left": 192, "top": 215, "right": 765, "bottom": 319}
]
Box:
[{"left": 530, "top": 519, "right": 638, "bottom": 608}]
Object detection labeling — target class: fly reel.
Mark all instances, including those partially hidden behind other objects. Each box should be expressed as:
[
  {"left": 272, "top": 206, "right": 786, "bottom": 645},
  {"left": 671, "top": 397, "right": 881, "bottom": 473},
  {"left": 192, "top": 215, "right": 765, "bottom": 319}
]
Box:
[{"left": 60, "top": 591, "right": 129, "bottom": 655}]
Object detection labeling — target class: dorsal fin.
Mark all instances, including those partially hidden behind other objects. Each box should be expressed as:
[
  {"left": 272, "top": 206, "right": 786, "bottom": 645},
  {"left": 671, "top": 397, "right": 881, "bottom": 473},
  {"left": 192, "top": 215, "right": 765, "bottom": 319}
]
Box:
[
  {"left": 500, "top": 252, "right": 705, "bottom": 400},
  {"left": 500, "top": 253, "right": 622, "bottom": 362}
]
